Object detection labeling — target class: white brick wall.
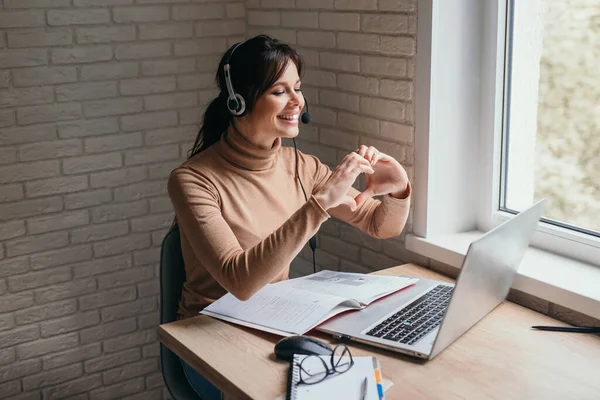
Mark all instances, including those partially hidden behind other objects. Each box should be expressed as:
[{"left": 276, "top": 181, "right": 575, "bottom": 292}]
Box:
[
  {"left": 0, "top": 0, "right": 245, "bottom": 398},
  {"left": 245, "top": 0, "right": 426, "bottom": 278}
]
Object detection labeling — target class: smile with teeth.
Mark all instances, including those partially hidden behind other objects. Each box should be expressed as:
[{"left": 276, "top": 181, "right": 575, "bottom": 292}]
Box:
[{"left": 278, "top": 115, "right": 298, "bottom": 120}]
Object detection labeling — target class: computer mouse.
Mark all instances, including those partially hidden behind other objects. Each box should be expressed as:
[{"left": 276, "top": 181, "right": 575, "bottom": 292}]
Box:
[{"left": 274, "top": 335, "right": 334, "bottom": 361}]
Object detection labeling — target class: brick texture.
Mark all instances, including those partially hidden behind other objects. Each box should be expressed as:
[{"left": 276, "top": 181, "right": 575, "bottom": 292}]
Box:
[{"left": 0, "top": 1, "right": 243, "bottom": 398}]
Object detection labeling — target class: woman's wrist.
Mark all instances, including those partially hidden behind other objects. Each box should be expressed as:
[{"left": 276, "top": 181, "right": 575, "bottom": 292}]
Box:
[
  {"left": 390, "top": 182, "right": 410, "bottom": 199},
  {"left": 313, "top": 192, "right": 330, "bottom": 210}
]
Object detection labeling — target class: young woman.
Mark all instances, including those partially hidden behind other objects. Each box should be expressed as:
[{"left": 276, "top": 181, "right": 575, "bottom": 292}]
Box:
[{"left": 168, "top": 35, "right": 411, "bottom": 399}]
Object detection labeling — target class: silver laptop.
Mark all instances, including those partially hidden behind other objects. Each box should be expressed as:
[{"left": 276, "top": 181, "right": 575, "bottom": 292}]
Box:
[{"left": 317, "top": 199, "right": 545, "bottom": 360}]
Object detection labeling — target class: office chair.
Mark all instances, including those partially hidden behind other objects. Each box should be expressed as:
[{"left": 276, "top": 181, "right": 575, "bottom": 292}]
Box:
[{"left": 159, "top": 224, "right": 203, "bottom": 400}]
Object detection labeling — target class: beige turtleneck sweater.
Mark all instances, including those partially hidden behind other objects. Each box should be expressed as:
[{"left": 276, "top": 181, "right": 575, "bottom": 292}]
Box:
[{"left": 168, "top": 126, "right": 411, "bottom": 319}]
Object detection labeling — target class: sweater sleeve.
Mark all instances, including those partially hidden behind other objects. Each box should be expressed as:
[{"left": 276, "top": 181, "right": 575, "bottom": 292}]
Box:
[
  {"left": 167, "top": 167, "right": 330, "bottom": 301},
  {"left": 308, "top": 153, "right": 411, "bottom": 239}
]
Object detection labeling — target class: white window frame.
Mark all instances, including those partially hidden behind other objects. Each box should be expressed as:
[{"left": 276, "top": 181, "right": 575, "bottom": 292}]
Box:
[
  {"left": 480, "top": 0, "right": 600, "bottom": 267},
  {"left": 407, "top": 0, "right": 600, "bottom": 320}
]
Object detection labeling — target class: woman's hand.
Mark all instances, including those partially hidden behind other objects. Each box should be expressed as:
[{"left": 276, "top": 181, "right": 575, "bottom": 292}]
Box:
[
  {"left": 354, "top": 145, "right": 410, "bottom": 207},
  {"left": 313, "top": 152, "right": 375, "bottom": 211}
]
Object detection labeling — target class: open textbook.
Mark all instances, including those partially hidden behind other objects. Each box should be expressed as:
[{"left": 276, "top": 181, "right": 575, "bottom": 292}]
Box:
[{"left": 200, "top": 270, "right": 418, "bottom": 336}]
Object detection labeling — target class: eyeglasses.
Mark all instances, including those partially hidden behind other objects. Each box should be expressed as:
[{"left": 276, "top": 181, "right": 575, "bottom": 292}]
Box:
[{"left": 296, "top": 343, "right": 355, "bottom": 385}]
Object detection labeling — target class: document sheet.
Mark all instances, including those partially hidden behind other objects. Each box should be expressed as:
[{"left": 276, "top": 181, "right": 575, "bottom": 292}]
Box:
[
  {"left": 203, "top": 285, "right": 349, "bottom": 335},
  {"left": 281, "top": 270, "right": 418, "bottom": 305},
  {"left": 201, "top": 270, "right": 418, "bottom": 336}
]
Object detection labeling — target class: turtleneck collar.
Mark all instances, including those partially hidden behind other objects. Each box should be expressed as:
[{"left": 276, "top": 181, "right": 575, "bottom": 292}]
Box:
[{"left": 213, "top": 124, "right": 281, "bottom": 171}]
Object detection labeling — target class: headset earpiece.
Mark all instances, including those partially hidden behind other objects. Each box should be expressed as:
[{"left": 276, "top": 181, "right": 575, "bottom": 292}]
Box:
[
  {"left": 227, "top": 93, "right": 246, "bottom": 116},
  {"left": 223, "top": 42, "right": 247, "bottom": 117}
]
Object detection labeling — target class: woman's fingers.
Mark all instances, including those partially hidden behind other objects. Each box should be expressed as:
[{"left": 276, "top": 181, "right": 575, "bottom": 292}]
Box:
[
  {"left": 339, "top": 152, "right": 373, "bottom": 174},
  {"left": 316, "top": 147, "right": 407, "bottom": 211},
  {"left": 338, "top": 161, "right": 373, "bottom": 181},
  {"left": 355, "top": 145, "right": 380, "bottom": 166},
  {"left": 357, "top": 145, "right": 368, "bottom": 158},
  {"left": 371, "top": 150, "right": 387, "bottom": 166},
  {"left": 365, "top": 146, "right": 377, "bottom": 165},
  {"left": 350, "top": 153, "right": 375, "bottom": 175},
  {"left": 316, "top": 156, "right": 374, "bottom": 211},
  {"left": 352, "top": 162, "right": 375, "bottom": 177},
  {"left": 354, "top": 186, "right": 376, "bottom": 208}
]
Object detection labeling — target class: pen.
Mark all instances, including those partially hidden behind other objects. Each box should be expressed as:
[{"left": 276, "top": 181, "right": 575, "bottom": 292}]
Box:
[
  {"left": 360, "top": 376, "right": 368, "bottom": 400},
  {"left": 532, "top": 325, "right": 600, "bottom": 334}
]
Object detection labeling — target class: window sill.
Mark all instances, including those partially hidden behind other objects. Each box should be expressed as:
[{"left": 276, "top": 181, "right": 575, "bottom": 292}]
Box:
[{"left": 406, "top": 232, "right": 600, "bottom": 321}]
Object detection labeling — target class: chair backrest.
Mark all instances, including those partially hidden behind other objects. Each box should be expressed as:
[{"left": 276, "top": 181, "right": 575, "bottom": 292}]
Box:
[
  {"left": 160, "top": 225, "right": 186, "bottom": 325},
  {"left": 159, "top": 224, "right": 202, "bottom": 400}
]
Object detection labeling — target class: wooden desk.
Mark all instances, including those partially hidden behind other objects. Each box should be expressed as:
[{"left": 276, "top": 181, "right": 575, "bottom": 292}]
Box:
[{"left": 159, "top": 264, "right": 600, "bottom": 400}]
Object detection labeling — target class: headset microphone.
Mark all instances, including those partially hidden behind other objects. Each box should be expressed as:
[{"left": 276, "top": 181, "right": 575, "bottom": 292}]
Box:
[{"left": 301, "top": 97, "right": 311, "bottom": 124}]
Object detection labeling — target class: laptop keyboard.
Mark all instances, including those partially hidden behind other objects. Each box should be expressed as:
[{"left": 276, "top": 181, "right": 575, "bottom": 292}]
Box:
[{"left": 365, "top": 284, "right": 453, "bottom": 346}]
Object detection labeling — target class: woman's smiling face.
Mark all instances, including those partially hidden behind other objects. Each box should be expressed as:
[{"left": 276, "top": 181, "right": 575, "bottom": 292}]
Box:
[{"left": 237, "top": 61, "right": 304, "bottom": 149}]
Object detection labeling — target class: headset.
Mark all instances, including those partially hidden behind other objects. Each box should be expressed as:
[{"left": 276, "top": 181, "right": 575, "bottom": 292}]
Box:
[{"left": 223, "top": 41, "right": 318, "bottom": 273}]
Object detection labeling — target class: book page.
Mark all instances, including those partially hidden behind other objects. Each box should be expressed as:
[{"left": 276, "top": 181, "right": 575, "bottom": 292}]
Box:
[
  {"left": 202, "top": 285, "right": 353, "bottom": 335},
  {"left": 279, "top": 270, "right": 418, "bottom": 305}
]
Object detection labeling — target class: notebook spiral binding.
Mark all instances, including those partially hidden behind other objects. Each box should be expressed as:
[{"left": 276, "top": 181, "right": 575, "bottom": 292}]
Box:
[{"left": 286, "top": 356, "right": 300, "bottom": 400}]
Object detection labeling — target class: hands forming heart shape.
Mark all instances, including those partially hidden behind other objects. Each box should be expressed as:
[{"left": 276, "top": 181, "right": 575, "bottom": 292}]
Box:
[
  {"left": 354, "top": 145, "right": 410, "bottom": 208},
  {"left": 313, "top": 145, "right": 410, "bottom": 212}
]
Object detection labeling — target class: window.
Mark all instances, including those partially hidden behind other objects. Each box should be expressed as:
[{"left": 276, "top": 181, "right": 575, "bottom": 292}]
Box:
[
  {"left": 410, "top": 0, "right": 600, "bottom": 268},
  {"left": 482, "top": 0, "right": 600, "bottom": 266},
  {"left": 409, "top": 0, "right": 600, "bottom": 322},
  {"left": 501, "top": 0, "right": 600, "bottom": 239}
]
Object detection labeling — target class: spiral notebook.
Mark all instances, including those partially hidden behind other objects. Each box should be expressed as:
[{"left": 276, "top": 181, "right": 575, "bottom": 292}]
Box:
[{"left": 286, "top": 355, "right": 388, "bottom": 400}]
